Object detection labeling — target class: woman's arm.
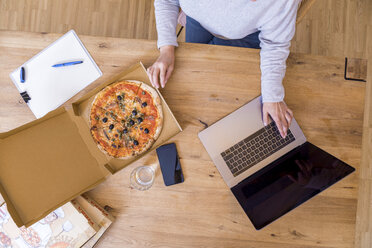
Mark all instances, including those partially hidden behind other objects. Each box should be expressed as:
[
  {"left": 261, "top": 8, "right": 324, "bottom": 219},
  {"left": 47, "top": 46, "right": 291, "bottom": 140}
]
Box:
[
  {"left": 259, "top": 0, "right": 300, "bottom": 138},
  {"left": 147, "top": 0, "right": 180, "bottom": 88},
  {"left": 154, "top": 0, "right": 180, "bottom": 48}
]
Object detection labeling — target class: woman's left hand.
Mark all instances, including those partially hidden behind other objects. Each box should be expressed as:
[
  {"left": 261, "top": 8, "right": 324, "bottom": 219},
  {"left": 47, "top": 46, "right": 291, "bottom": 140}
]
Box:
[{"left": 262, "top": 101, "right": 293, "bottom": 138}]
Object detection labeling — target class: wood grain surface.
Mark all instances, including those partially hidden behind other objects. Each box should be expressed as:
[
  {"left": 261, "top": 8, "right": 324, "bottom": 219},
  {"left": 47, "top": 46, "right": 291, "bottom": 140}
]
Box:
[
  {"left": 345, "top": 58, "right": 368, "bottom": 81},
  {"left": 354, "top": 25, "right": 372, "bottom": 248},
  {"left": 0, "top": 0, "right": 371, "bottom": 59},
  {"left": 291, "top": 0, "right": 371, "bottom": 59},
  {"left": 0, "top": 31, "right": 366, "bottom": 248},
  {"left": 0, "top": 0, "right": 157, "bottom": 40}
]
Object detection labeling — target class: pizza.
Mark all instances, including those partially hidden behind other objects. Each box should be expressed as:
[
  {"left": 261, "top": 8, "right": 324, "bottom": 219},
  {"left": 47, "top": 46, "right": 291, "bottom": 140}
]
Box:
[{"left": 89, "top": 80, "right": 163, "bottom": 159}]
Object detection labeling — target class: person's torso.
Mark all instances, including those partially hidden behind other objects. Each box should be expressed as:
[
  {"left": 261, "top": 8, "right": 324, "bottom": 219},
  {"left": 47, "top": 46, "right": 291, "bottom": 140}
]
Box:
[{"left": 180, "top": 0, "right": 300, "bottom": 39}]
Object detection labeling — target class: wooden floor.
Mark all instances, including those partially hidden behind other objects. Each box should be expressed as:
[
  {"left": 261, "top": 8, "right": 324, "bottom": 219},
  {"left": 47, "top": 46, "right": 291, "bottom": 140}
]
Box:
[{"left": 1, "top": 0, "right": 372, "bottom": 247}]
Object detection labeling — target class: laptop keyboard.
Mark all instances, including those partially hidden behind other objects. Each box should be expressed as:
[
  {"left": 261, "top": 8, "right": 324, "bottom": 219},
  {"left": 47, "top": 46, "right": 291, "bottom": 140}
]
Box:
[{"left": 221, "top": 122, "right": 295, "bottom": 177}]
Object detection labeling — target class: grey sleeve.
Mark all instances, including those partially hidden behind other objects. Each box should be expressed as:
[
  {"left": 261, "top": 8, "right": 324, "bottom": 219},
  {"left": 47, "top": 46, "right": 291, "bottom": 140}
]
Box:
[
  {"left": 154, "top": 0, "right": 180, "bottom": 49},
  {"left": 258, "top": 1, "right": 300, "bottom": 102}
]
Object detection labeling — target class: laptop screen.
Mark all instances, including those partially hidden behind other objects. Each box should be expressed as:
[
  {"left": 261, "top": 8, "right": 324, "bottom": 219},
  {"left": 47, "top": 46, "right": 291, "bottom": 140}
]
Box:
[{"left": 231, "top": 142, "right": 355, "bottom": 230}]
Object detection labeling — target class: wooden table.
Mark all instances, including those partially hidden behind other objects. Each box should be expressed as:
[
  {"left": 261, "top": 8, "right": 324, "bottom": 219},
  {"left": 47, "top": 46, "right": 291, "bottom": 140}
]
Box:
[{"left": 0, "top": 31, "right": 365, "bottom": 248}]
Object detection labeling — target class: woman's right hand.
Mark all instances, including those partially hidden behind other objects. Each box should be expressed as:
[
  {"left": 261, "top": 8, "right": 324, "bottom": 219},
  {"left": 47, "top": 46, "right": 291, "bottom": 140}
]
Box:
[{"left": 147, "top": 45, "right": 175, "bottom": 89}]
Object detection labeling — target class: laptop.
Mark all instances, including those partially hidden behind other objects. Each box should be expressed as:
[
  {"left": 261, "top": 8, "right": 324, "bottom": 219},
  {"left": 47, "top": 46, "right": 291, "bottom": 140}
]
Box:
[{"left": 198, "top": 96, "right": 355, "bottom": 230}]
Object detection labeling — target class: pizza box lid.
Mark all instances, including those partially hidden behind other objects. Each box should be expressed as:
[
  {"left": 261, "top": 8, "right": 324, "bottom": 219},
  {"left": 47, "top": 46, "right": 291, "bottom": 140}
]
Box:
[
  {"left": 0, "top": 62, "right": 182, "bottom": 228},
  {"left": 71, "top": 62, "right": 183, "bottom": 173},
  {"left": 0, "top": 107, "right": 111, "bottom": 227}
]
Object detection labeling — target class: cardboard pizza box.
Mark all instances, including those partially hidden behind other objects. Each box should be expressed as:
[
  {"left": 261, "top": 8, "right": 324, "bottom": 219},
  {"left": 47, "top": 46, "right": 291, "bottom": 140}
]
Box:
[
  {"left": 71, "top": 62, "right": 182, "bottom": 173},
  {"left": 0, "top": 62, "right": 182, "bottom": 228}
]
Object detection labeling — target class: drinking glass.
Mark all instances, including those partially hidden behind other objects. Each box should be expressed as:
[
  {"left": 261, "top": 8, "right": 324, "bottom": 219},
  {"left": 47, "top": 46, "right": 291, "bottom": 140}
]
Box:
[{"left": 130, "top": 164, "right": 157, "bottom": 190}]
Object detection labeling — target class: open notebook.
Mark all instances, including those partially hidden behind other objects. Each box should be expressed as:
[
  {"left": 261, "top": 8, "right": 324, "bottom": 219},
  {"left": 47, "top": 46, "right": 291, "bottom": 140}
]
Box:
[{"left": 9, "top": 30, "right": 102, "bottom": 119}]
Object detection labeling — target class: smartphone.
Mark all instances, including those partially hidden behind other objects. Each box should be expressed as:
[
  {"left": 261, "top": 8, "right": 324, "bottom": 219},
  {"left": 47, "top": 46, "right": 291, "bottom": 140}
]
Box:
[{"left": 156, "top": 143, "right": 184, "bottom": 186}]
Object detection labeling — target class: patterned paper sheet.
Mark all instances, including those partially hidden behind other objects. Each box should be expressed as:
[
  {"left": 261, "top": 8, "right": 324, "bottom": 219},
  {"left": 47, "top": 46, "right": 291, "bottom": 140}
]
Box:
[{"left": 0, "top": 202, "right": 97, "bottom": 248}]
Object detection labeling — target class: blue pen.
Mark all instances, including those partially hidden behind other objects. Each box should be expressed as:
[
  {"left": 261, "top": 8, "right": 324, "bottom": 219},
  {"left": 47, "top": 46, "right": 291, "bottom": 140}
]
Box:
[
  {"left": 52, "top": 60, "right": 83, "bottom": 67},
  {"left": 20, "top": 67, "right": 26, "bottom": 83}
]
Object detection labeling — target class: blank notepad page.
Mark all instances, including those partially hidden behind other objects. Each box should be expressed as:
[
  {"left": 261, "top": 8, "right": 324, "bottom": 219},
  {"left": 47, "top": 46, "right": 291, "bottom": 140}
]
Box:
[{"left": 9, "top": 30, "right": 102, "bottom": 118}]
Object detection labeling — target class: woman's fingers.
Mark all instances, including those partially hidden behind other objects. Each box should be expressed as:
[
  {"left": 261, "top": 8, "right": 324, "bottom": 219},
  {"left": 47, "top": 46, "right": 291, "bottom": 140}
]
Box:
[
  {"left": 160, "top": 65, "right": 166, "bottom": 88},
  {"left": 147, "top": 46, "right": 175, "bottom": 89},
  {"left": 285, "top": 111, "right": 292, "bottom": 128},
  {"left": 287, "top": 108, "right": 294, "bottom": 118},
  {"left": 272, "top": 115, "right": 286, "bottom": 138},
  {"left": 273, "top": 111, "right": 289, "bottom": 138},
  {"left": 148, "top": 63, "right": 173, "bottom": 89},
  {"left": 280, "top": 110, "right": 289, "bottom": 137},
  {"left": 165, "top": 66, "right": 174, "bottom": 86},
  {"left": 152, "top": 67, "right": 160, "bottom": 88},
  {"left": 263, "top": 102, "right": 294, "bottom": 139}
]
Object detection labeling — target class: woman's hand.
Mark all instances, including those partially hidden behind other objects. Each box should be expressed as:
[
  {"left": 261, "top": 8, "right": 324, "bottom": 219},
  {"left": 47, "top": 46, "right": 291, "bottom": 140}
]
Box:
[
  {"left": 147, "top": 45, "right": 175, "bottom": 89},
  {"left": 262, "top": 101, "right": 293, "bottom": 138}
]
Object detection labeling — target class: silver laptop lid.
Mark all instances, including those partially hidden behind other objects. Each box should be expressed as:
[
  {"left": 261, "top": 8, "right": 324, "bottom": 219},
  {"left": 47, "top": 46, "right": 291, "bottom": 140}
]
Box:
[{"left": 198, "top": 96, "right": 306, "bottom": 188}]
